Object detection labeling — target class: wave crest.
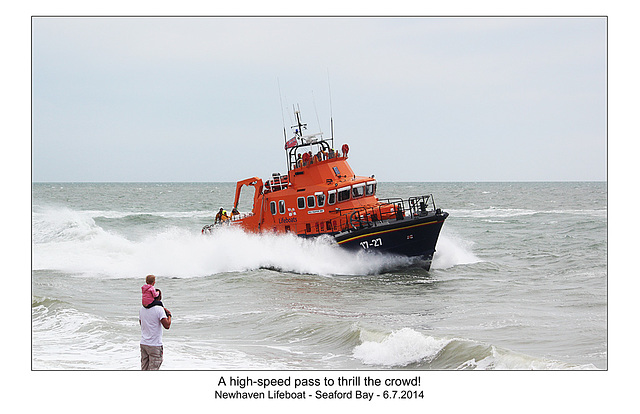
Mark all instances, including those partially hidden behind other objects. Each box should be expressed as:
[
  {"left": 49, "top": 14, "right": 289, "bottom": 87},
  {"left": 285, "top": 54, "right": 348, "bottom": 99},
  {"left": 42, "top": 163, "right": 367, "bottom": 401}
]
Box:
[{"left": 353, "top": 327, "right": 598, "bottom": 370}]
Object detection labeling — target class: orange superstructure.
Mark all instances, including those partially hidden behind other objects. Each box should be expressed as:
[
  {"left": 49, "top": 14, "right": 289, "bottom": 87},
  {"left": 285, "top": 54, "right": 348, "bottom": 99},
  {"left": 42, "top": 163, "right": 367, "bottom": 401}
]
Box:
[{"left": 202, "top": 108, "right": 448, "bottom": 269}]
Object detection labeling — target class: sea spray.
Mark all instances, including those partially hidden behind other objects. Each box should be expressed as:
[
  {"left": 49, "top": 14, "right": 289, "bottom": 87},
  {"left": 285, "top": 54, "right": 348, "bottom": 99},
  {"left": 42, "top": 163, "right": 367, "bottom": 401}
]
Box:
[
  {"left": 33, "top": 209, "right": 425, "bottom": 278},
  {"left": 431, "top": 230, "right": 481, "bottom": 269},
  {"left": 33, "top": 206, "right": 480, "bottom": 278}
]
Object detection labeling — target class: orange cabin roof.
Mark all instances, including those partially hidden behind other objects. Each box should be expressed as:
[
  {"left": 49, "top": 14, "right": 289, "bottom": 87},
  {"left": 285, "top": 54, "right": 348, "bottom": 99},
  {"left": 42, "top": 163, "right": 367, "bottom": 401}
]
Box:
[{"left": 230, "top": 151, "right": 387, "bottom": 236}]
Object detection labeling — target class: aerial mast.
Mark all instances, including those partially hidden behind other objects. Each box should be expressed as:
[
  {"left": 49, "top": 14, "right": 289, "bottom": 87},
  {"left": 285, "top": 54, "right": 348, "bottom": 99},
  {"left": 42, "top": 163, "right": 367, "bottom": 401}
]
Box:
[
  {"left": 328, "top": 70, "right": 335, "bottom": 149},
  {"left": 293, "top": 104, "right": 307, "bottom": 139},
  {"left": 278, "top": 79, "right": 290, "bottom": 169}
]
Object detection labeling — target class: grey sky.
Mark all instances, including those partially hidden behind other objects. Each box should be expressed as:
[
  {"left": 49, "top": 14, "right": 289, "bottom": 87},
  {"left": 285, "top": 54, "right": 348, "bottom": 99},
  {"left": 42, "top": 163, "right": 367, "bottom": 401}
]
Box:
[{"left": 32, "top": 17, "right": 606, "bottom": 182}]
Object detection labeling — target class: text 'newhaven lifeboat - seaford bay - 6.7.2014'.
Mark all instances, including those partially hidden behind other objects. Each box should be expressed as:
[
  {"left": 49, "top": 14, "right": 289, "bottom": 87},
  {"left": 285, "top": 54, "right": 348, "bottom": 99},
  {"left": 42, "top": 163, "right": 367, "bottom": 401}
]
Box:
[{"left": 202, "top": 108, "right": 449, "bottom": 269}]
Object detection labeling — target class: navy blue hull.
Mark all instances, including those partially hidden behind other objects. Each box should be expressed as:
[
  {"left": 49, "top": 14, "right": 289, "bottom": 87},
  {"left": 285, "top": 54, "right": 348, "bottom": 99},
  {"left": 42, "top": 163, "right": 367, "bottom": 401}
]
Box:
[{"left": 333, "top": 212, "right": 448, "bottom": 270}]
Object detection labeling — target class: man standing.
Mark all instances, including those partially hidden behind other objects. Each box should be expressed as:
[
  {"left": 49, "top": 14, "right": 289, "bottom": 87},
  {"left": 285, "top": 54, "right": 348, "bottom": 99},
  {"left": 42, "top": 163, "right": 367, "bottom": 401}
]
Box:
[{"left": 139, "top": 289, "right": 172, "bottom": 370}]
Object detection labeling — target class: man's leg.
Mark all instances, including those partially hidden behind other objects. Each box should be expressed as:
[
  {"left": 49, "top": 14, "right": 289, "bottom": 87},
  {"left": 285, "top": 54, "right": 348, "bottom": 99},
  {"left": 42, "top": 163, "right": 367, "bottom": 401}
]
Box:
[
  {"left": 140, "top": 344, "right": 150, "bottom": 370},
  {"left": 146, "top": 345, "right": 164, "bottom": 370}
]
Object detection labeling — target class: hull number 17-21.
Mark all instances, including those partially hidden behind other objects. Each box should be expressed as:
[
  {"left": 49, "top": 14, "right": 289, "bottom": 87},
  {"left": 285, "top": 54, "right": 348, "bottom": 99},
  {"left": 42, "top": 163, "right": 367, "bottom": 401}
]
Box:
[{"left": 360, "top": 238, "right": 382, "bottom": 249}]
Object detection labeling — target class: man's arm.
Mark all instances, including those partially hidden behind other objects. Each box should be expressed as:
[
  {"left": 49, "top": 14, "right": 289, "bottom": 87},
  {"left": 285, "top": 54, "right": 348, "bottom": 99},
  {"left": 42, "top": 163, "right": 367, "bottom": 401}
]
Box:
[{"left": 161, "top": 309, "right": 172, "bottom": 329}]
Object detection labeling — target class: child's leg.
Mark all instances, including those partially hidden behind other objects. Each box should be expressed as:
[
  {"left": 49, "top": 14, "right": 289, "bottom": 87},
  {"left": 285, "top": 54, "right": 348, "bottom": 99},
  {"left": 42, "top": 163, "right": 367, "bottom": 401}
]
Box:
[{"left": 144, "top": 300, "right": 164, "bottom": 309}]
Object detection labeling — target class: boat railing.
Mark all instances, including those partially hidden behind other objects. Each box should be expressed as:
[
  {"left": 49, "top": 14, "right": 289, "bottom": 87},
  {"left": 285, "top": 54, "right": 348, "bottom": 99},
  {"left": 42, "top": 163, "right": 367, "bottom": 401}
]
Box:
[
  {"left": 201, "top": 211, "right": 253, "bottom": 234},
  {"left": 287, "top": 139, "right": 333, "bottom": 171},
  {"left": 264, "top": 173, "right": 289, "bottom": 193},
  {"left": 333, "top": 194, "right": 437, "bottom": 232},
  {"left": 405, "top": 194, "right": 438, "bottom": 218},
  {"left": 230, "top": 211, "right": 253, "bottom": 221}
]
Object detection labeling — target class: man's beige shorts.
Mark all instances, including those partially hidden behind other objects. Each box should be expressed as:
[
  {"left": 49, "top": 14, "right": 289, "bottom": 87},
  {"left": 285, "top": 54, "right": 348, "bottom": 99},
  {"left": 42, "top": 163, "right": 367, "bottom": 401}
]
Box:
[{"left": 140, "top": 344, "right": 163, "bottom": 370}]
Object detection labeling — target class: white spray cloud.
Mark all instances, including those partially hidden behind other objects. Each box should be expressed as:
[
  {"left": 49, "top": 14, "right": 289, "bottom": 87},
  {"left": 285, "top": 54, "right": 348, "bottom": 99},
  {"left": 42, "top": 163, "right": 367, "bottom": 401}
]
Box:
[{"left": 32, "top": 207, "right": 479, "bottom": 278}]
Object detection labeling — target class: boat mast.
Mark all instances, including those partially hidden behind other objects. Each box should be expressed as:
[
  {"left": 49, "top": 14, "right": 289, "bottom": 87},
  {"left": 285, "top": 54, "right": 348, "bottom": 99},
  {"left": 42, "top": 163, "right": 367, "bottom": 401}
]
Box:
[
  {"left": 293, "top": 105, "right": 307, "bottom": 139},
  {"left": 278, "top": 79, "right": 288, "bottom": 168},
  {"left": 282, "top": 105, "right": 307, "bottom": 173},
  {"left": 328, "top": 70, "right": 335, "bottom": 149}
]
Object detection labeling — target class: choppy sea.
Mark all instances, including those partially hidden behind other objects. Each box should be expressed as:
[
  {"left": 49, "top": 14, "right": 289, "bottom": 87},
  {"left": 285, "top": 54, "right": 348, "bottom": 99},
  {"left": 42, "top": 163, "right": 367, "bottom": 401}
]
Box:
[{"left": 31, "top": 181, "right": 606, "bottom": 370}]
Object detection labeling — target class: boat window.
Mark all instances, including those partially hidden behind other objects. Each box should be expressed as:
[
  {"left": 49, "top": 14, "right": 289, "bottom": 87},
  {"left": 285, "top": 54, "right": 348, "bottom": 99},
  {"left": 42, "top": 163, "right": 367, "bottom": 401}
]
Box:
[
  {"left": 328, "top": 190, "right": 336, "bottom": 205},
  {"left": 338, "top": 186, "right": 351, "bottom": 202},
  {"left": 352, "top": 184, "right": 365, "bottom": 198},
  {"left": 307, "top": 195, "right": 315, "bottom": 209},
  {"left": 316, "top": 192, "right": 325, "bottom": 207},
  {"left": 297, "top": 197, "right": 305, "bottom": 209},
  {"left": 279, "top": 200, "right": 285, "bottom": 214},
  {"left": 365, "top": 181, "right": 377, "bottom": 196},
  {"left": 270, "top": 201, "right": 276, "bottom": 215},
  {"left": 332, "top": 166, "right": 341, "bottom": 176}
]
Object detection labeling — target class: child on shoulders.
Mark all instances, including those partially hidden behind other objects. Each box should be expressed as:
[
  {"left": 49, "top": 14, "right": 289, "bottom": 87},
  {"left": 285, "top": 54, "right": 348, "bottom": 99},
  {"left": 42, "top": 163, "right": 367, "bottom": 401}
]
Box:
[{"left": 142, "top": 274, "right": 163, "bottom": 308}]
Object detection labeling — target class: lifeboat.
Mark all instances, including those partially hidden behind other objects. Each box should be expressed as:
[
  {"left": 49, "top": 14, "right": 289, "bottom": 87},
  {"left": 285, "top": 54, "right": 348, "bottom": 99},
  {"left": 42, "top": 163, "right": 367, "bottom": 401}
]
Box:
[{"left": 202, "top": 108, "right": 449, "bottom": 270}]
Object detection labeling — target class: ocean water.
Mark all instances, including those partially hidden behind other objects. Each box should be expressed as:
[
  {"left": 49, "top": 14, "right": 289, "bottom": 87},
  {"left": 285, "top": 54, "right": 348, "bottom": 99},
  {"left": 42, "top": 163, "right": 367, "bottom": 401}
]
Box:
[{"left": 31, "top": 181, "right": 607, "bottom": 370}]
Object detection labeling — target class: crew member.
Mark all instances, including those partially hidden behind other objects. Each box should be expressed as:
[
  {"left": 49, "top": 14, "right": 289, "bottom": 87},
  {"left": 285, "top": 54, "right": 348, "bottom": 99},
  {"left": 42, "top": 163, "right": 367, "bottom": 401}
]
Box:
[{"left": 215, "top": 208, "right": 229, "bottom": 223}]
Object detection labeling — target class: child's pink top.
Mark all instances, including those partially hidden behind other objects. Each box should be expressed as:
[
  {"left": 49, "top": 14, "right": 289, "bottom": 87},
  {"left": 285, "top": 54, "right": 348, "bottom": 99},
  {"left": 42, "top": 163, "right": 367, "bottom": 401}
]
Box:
[{"left": 141, "top": 284, "right": 159, "bottom": 306}]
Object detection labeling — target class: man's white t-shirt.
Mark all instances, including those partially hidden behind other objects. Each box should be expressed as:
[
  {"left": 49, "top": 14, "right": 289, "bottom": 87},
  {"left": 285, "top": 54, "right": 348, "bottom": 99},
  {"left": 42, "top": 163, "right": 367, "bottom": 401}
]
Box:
[{"left": 139, "top": 306, "right": 167, "bottom": 347}]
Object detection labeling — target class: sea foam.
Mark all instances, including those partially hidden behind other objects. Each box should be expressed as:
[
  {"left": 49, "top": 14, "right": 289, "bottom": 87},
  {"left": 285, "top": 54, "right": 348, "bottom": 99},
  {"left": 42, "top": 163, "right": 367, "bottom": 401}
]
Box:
[
  {"left": 353, "top": 328, "right": 451, "bottom": 367},
  {"left": 32, "top": 207, "right": 479, "bottom": 278},
  {"left": 353, "top": 328, "right": 598, "bottom": 370},
  {"left": 32, "top": 208, "right": 413, "bottom": 278}
]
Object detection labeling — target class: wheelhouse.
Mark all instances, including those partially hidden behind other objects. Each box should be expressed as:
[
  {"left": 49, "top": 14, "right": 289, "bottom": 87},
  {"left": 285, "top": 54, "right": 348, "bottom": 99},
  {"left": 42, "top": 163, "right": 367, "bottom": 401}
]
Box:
[{"left": 208, "top": 108, "right": 428, "bottom": 238}]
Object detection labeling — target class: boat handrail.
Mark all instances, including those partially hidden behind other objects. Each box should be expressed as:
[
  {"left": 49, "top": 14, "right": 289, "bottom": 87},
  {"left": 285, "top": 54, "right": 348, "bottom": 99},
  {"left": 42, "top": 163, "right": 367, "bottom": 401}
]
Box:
[
  {"left": 265, "top": 173, "right": 289, "bottom": 193},
  {"left": 202, "top": 211, "right": 254, "bottom": 233},
  {"left": 230, "top": 211, "right": 253, "bottom": 221},
  {"left": 332, "top": 194, "right": 437, "bottom": 232},
  {"left": 287, "top": 139, "right": 334, "bottom": 171}
]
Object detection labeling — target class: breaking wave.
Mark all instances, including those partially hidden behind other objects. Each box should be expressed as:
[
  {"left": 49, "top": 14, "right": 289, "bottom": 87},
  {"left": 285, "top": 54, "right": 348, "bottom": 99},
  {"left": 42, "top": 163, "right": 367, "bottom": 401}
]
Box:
[
  {"left": 32, "top": 206, "right": 479, "bottom": 278},
  {"left": 352, "top": 327, "right": 597, "bottom": 370},
  {"left": 32, "top": 207, "right": 476, "bottom": 278}
]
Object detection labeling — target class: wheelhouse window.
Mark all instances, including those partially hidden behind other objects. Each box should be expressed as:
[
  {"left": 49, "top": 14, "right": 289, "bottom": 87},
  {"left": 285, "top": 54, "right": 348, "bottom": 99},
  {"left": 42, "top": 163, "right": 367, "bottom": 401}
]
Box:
[
  {"left": 297, "top": 197, "right": 305, "bottom": 209},
  {"left": 307, "top": 195, "right": 315, "bottom": 209},
  {"left": 337, "top": 186, "right": 351, "bottom": 202},
  {"left": 328, "top": 190, "right": 336, "bottom": 205},
  {"left": 279, "top": 200, "right": 286, "bottom": 214},
  {"left": 316, "top": 192, "right": 325, "bottom": 207},
  {"left": 352, "top": 183, "right": 365, "bottom": 198},
  {"left": 270, "top": 201, "right": 276, "bottom": 215},
  {"left": 365, "top": 181, "right": 377, "bottom": 196}
]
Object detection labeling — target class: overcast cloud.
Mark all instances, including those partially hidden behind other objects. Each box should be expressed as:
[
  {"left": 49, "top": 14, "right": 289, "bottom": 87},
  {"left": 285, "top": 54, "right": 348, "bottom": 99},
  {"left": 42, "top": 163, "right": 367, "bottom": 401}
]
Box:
[{"left": 31, "top": 17, "right": 606, "bottom": 182}]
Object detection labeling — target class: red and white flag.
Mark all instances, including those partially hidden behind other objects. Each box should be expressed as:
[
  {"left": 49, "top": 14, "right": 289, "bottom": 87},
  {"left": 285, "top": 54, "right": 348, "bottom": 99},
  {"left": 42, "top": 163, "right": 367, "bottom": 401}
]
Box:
[{"left": 284, "top": 137, "right": 297, "bottom": 149}]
